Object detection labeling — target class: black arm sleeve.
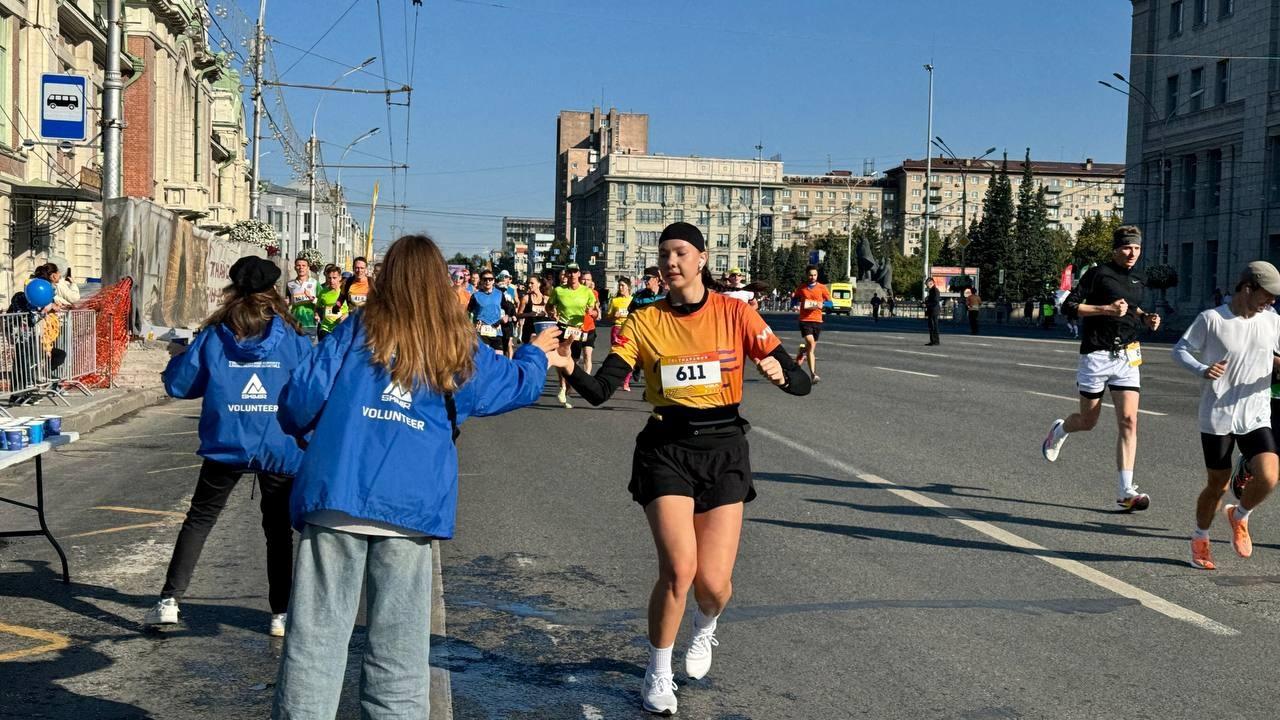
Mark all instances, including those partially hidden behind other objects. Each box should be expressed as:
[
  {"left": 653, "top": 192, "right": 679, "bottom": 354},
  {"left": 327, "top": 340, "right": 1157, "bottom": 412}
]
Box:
[
  {"left": 769, "top": 344, "right": 811, "bottom": 396},
  {"left": 565, "top": 353, "right": 634, "bottom": 406}
]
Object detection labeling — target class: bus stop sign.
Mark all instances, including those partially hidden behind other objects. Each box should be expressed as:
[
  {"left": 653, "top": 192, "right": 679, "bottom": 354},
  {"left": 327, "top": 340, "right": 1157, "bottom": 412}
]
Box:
[{"left": 40, "top": 74, "right": 88, "bottom": 141}]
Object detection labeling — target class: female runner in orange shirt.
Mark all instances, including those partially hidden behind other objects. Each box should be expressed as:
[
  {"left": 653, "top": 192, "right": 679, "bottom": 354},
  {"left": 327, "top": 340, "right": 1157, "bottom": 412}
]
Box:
[{"left": 561, "top": 222, "right": 811, "bottom": 715}]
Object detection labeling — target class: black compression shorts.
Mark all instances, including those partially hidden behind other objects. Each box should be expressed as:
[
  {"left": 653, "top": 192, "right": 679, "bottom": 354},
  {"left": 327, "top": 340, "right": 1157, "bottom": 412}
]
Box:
[
  {"left": 1200, "top": 428, "right": 1278, "bottom": 470},
  {"left": 799, "top": 321, "right": 823, "bottom": 339},
  {"left": 480, "top": 335, "right": 505, "bottom": 352},
  {"left": 630, "top": 423, "right": 755, "bottom": 513}
]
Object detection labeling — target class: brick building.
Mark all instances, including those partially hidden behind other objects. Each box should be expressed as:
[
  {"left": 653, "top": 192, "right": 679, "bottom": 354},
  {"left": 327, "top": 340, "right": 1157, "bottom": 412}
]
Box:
[{"left": 554, "top": 107, "right": 648, "bottom": 243}]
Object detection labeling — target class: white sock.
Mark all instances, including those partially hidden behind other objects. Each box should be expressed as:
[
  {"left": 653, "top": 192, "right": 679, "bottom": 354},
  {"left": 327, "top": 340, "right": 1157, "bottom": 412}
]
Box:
[
  {"left": 1235, "top": 505, "right": 1252, "bottom": 522},
  {"left": 1193, "top": 527, "right": 1210, "bottom": 540},
  {"left": 693, "top": 606, "right": 719, "bottom": 634},
  {"left": 647, "top": 643, "right": 673, "bottom": 676},
  {"left": 1118, "top": 470, "right": 1135, "bottom": 498}
]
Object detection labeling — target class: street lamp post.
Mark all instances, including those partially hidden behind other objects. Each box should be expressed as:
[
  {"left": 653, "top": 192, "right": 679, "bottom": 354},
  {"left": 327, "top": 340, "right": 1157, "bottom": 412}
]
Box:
[
  {"left": 932, "top": 138, "right": 995, "bottom": 269},
  {"left": 1100, "top": 75, "right": 1203, "bottom": 265},
  {"left": 922, "top": 64, "right": 934, "bottom": 297},
  {"left": 332, "top": 127, "right": 380, "bottom": 262},
  {"left": 307, "top": 57, "right": 376, "bottom": 258}
]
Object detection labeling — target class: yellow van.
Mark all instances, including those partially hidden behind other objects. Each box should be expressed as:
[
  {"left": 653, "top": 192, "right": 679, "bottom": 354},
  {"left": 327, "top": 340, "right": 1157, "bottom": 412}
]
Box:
[{"left": 828, "top": 282, "right": 853, "bottom": 315}]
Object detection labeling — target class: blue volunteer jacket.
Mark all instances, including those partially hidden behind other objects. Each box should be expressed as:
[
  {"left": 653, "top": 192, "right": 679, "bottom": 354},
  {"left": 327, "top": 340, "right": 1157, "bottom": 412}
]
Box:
[
  {"left": 278, "top": 311, "right": 548, "bottom": 538},
  {"left": 162, "top": 317, "right": 312, "bottom": 475}
]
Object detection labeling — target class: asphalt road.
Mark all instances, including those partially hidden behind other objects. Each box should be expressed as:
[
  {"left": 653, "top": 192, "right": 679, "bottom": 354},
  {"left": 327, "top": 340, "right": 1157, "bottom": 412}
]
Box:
[{"left": 3, "top": 314, "right": 1280, "bottom": 719}]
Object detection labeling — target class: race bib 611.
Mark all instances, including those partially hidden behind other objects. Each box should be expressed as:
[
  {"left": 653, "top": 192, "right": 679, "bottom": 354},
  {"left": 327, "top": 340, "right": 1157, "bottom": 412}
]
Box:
[{"left": 659, "top": 352, "right": 723, "bottom": 399}]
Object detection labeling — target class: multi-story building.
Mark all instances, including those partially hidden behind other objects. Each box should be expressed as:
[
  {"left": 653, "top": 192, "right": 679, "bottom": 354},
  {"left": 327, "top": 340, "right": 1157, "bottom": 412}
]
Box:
[
  {"left": 568, "top": 153, "right": 784, "bottom": 279},
  {"left": 122, "top": 0, "right": 249, "bottom": 232},
  {"left": 777, "top": 172, "right": 887, "bottom": 247},
  {"left": 0, "top": 0, "right": 144, "bottom": 300},
  {"left": 259, "top": 182, "right": 363, "bottom": 267},
  {"left": 1124, "top": 0, "right": 1263, "bottom": 308},
  {"left": 502, "top": 216, "right": 552, "bottom": 278},
  {"left": 883, "top": 157, "right": 1125, "bottom": 254},
  {"left": 554, "top": 107, "right": 648, "bottom": 243}
]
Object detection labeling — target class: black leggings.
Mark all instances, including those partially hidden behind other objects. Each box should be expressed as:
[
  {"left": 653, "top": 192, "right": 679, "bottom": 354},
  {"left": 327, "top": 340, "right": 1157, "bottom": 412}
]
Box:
[
  {"left": 161, "top": 459, "right": 294, "bottom": 613},
  {"left": 1200, "top": 429, "right": 1278, "bottom": 471}
]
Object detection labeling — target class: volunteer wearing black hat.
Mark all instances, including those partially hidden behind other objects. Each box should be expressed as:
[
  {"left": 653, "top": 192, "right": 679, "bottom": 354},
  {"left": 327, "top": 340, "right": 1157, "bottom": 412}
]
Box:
[
  {"left": 1175, "top": 261, "right": 1280, "bottom": 569},
  {"left": 146, "top": 256, "right": 312, "bottom": 637},
  {"left": 1042, "top": 225, "right": 1162, "bottom": 512},
  {"left": 560, "top": 222, "right": 811, "bottom": 715}
]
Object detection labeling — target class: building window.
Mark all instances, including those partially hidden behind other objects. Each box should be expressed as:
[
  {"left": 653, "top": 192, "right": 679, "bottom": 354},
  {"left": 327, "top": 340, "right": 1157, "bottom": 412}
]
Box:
[
  {"left": 617, "top": 206, "right": 626, "bottom": 221},
  {"left": 1170, "top": 0, "right": 1184, "bottom": 37},
  {"left": 761, "top": 189, "right": 774, "bottom": 206},
  {"left": 737, "top": 235, "right": 749, "bottom": 248},
  {"left": 1190, "top": 67, "right": 1204, "bottom": 111},
  {"left": 718, "top": 187, "right": 732, "bottom": 205},
  {"left": 715, "top": 255, "right": 728, "bottom": 272},
  {"left": 716, "top": 212, "right": 730, "bottom": 226},
  {"left": 1183, "top": 154, "right": 1198, "bottom": 215},
  {"left": 616, "top": 230, "right": 625, "bottom": 245},
  {"left": 912, "top": 203, "right": 921, "bottom": 212},
  {"left": 673, "top": 209, "right": 684, "bottom": 222},
  {"left": 1166, "top": 74, "right": 1180, "bottom": 116},
  {"left": 303, "top": 212, "right": 312, "bottom": 235},
  {"left": 697, "top": 211, "right": 710, "bottom": 225},
  {"left": 613, "top": 252, "right": 624, "bottom": 268},
  {"left": 697, "top": 186, "right": 710, "bottom": 204},
  {"left": 1219, "top": 0, "right": 1233, "bottom": 18},
  {"left": 739, "top": 188, "right": 753, "bottom": 207},
  {"left": 637, "top": 184, "right": 661, "bottom": 202},
  {"left": 912, "top": 188, "right": 921, "bottom": 197},
  {"left": 638, "top": 231, "right": 659, "bottom": 246},
  {"left": 716, "top": 233, "right": 729, "bottom": 248},
  {"left": 1194, "top": 0, "right": 1208, "bottom": 25},
  {"left": 800, "top": 191, "right": 809, "bottom": 199},
  {"left": 1208, "top": 148, "right": 1222, "bottom": 210},
  {"left": 637, "top": 208, "right": 663, "bottom": 224},
  {"left": 1216, "top": 59, "right": 1229, "bottom": 105}
]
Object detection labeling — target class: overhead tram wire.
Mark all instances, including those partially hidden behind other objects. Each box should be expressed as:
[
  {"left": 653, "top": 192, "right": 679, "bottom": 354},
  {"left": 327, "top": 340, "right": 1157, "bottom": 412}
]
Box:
[
  {"left": 269, "top": 38, "right": 403, "bottom": 85},
  {"left": 373, "top": 0, "right": 401, "bottom": 242},
  {"left": 401, "top": 0, "right": 423, "bottom": 222},
  {"left": 276, "top": 0, "right": 365, "bottom": 80}
]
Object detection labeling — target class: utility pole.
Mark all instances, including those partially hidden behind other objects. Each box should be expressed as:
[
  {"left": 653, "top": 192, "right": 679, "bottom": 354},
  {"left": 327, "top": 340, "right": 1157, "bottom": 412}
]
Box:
[
  {"left": 922, "top": 64, "right": 934, "bottom": 296},
  {"left": 248, "top": 0, "right": 267, "bottom": 218},
  {"left": 845, "top": 203, "right": 854, "bottom": 281},
  {"left": 102, "top": 0, "right": 123, "bottom": 205},
  {"left": 307, "top": 136, "right": 316, "bottom": 253}
]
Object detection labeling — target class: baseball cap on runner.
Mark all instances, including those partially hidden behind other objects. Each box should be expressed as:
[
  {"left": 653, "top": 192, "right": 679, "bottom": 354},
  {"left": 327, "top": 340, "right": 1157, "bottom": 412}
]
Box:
[
  {"left": 566, "top": 262, "right": 581, "bottom": 271},
  {"left": 728, "top": 267, "right": 743, "bottom": 275},
  {"left": 643, "top": 266, "right": 660, "bottom": 278},
  {"left": 497, "top": 269, "right": 511, "bottom": 278},
  {"left": 1239, "top": 261, "right": 1280, "bottom": 295},
  {"left": 1112, "top": 225, "right": 1142, "bottom": 249}
]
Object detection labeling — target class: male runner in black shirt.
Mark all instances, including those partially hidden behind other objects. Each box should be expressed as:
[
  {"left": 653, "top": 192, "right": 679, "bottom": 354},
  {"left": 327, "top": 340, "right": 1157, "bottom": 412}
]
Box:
[{"left": 1041, "top": 225, "right": 1162, "bottom": 511}]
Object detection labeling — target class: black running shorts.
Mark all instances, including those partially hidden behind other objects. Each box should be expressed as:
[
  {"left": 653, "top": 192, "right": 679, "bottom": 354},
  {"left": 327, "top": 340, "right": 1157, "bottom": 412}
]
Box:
[
  {"left": 629, "top": 424, "right": 755, "bottom": 513},
  {"left": 480, "top": 335, "right": 505, "bottom": 352},
  {"left": 798, "top": 321, "right": 823, "bottom": 340},
  {"left": 1200, "top": 428, "right": 1278, "bottom": 470},
  {"left": 583, "top": 329, "right": 598, "bottom": 346}
]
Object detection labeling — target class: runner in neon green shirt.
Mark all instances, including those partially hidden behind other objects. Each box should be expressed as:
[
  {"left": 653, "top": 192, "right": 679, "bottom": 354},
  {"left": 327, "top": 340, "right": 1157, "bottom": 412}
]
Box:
[
  {"left": 316, "top": 265, "right": 349, "bottom": 340},
  {"left": 548, "top": 263, "right": 599, "bottom": 408}
]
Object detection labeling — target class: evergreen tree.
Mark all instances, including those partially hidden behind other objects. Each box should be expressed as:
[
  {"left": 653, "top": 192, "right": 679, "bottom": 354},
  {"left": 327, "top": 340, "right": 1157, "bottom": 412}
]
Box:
[
  {"left": 813, "top": 230, "right": 849, "bottom": 283},
  {"left": 968, "top": 158, "right": 1015, "bottom": 297},
  {"left": 750, "top": 230, "right": 776, "bottom": 288},
  {"left": 936, "top": 230, "right": 960, "bottom": 266}
]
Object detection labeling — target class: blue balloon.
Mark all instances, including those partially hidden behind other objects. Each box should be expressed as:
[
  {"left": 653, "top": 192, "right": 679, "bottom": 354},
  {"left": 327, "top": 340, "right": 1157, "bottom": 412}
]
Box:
[{"left": 25, "top": 279, "right": 54, "bottom": 308}]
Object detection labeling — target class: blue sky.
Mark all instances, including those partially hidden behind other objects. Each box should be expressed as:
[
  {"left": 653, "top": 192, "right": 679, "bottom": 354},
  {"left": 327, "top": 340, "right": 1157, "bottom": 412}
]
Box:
[{"left": 230, "top": 0, "right": 1134, "bottom": 256}]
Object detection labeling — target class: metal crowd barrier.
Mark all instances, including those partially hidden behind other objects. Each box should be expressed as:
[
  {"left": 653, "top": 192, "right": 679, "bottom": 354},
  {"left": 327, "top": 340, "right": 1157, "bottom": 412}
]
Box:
[{"left": 0, "top": 309, "right": 98, "bottom": 414}]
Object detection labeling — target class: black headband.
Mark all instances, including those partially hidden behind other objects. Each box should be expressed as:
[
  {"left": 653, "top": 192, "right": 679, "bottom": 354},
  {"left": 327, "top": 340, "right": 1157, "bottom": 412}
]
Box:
[{"left": 658, "top": 222, "right": 706, "bottom": 252}]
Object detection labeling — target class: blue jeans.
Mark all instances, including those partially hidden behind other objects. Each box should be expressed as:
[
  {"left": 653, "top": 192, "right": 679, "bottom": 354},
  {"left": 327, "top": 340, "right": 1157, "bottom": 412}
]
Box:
[{"left": 272, "top": 524, "right": 433, "bottom": 719}]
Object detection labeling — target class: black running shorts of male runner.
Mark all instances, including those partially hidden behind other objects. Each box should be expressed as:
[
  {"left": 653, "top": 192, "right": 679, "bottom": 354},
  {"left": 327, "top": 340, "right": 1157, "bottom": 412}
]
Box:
[
  {"left": 798, "top": 321, "right": 823, "bottom": 340},
  {"left": 1200, "top": 428, "right": 1279, "bottom": 470},
  {"left": 629, "top": 426, "right": 755, "bottom": 513},
  {"left": 583, "top": 329, "right": 598, "bottom": 346},
  {"left": 480, "top": 334, "right": 505, "bottom": 352}
]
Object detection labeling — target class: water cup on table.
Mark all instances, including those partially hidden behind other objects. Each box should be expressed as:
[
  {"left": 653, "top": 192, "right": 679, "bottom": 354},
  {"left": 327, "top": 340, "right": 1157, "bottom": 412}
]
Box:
[
  {"left": 25, "top": 420, "right": 44, "bottom": 444},
  {"left": 41, "top": 415, "right": 61, "bottom": 436},
  {"left": 5, "top": 427, "right": 26, "bottom": 451}
]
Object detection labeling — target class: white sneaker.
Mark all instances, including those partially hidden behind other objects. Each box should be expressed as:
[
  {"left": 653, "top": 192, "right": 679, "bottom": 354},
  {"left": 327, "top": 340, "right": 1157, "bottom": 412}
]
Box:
[
  {"left": 269, "top": 613, "right": 287, "bottom": 637},
  {"left": 1042, "top": 419, "right": 1066, "bottom": 462},
  {"left": 144, "top": 597, "right": 179, "bottom": 626},
  {"left": 642, "top": 670, "right": 678, "bottom": 716},
  {"left": 684, "top": 625, "right": 719, "bottom": 680}
]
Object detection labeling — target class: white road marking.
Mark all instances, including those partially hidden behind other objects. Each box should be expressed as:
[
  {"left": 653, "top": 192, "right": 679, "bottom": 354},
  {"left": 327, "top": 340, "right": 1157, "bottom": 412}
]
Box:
[
  {"left": 144, "top": 463, "right": 204, "bottom": 475},
  {"left": 754, "top": 427, "right": 1238, "bottom": 636},
  {"left": 955, "top": 341, "right": 993, "bottom": 347},
  {"left": 973, "top": 335, "right": 1086, "bottom": 347},
  {"left": 582, "top": 705, "right": 605, "bottom": 720},
  {"left": 874, "top": 366, "right": 939, "bottom": 378},
  {"left": 1025, "top": 390, "right": 1168, "bottom": 416},
  {"left": 1017, "top": 362, "right": 1077, "bottom": 372},
  {"left": 888, "top": 348, "right": 950, "bottom": 358}
]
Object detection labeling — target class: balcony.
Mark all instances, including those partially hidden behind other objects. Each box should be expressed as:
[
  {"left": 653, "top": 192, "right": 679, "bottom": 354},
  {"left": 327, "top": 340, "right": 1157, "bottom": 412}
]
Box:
[{"left": 1045, "top": 185, "right": 1062, "bottom": 194}]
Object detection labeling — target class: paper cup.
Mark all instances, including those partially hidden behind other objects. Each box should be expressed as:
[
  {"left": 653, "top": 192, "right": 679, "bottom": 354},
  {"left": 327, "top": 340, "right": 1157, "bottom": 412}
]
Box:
[
  {"left": 532, "top": 320, "right": 559, "bottom": 336},
  {"left": 5, "top": 429, "right": 25, "bottom": 450},
  {"left": 42, "top": 415, "right": 61, "bottom": 436},
  {"left": 25, "top": 421, "right": 43, "bottom": 444}
]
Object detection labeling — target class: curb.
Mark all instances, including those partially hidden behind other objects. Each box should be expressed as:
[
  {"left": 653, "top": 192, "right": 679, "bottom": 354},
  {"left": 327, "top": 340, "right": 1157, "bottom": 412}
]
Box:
[
  {"left": 430, "top": 540, "right": 454, "bottom": 720},
  {"left": 61, "top": 387, "right": 169, "bottom": 436}
]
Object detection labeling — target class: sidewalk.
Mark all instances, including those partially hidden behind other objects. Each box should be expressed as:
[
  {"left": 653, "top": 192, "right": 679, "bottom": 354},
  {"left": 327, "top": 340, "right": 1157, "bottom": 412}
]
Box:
[{"left": 3, "top": 341, "right": 171, "bottom": 436}]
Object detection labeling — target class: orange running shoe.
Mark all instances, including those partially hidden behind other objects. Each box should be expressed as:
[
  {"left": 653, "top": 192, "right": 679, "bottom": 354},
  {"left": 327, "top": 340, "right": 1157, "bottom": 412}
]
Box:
[
  {"left": 1225, "top": 504, "right": 1253, "bottom": 558},
  {"left": 1190, "top": 536, "right": 1216, "bottom": 570}
]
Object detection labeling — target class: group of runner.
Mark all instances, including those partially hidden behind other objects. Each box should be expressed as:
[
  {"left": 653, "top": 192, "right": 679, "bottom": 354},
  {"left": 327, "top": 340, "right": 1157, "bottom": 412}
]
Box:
[
  {"left": 1041, "top": 224, "right": 1280, "bottom": 571},
  {"left": 284, "top": 256, "right": 373, "bottom": 341}
]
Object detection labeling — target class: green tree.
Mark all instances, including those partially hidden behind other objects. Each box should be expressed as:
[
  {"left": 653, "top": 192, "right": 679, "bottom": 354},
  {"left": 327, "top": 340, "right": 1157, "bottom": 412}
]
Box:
[
  {"left": 936, "top": 229, "right": 960, "bottom": 266},
  {"left": 812, "top": 230, "right": 849, "bottom": 283},
  {"left": 750, "top": 230, "right": 777, "bottom": 288},
  {"left": 447, "top": 252, "right": 471, "bottom": 266},
  {"left": 1074, "top": 213, "right": 1122, "bottom": 268},
  {"left": 968, "top": 157, "right": 1015, "bottom": 297},
  {"left": 1046, "top": 227, "right": 1075, "bottom": 284}
]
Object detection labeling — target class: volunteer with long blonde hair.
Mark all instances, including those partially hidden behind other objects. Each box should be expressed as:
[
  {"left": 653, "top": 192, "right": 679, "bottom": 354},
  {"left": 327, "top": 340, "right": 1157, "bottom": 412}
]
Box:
[
  {"left": 561, "top": 222, "right": 811, "bottom": 715},
  {"left": 272, "top": 234, "right": 570, "bottom": 719}
]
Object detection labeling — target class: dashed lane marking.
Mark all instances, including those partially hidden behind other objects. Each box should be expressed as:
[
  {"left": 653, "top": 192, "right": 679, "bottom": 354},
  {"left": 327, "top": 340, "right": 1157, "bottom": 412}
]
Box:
[
  {"left": 145, "top": 464, "right": 204, "bottom": 475},
  {"left": 754, "top": 427, "right": 1238, "bottom": 636},
  {"left": 1025, "top": 391, "right": 1169, "bottom": 417},
  {"left": 1017, "top": 362, "right": 1078, "bottom": 372},
  {"left": 873, "top": 366, "right": 939, "bottom": 378}
]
